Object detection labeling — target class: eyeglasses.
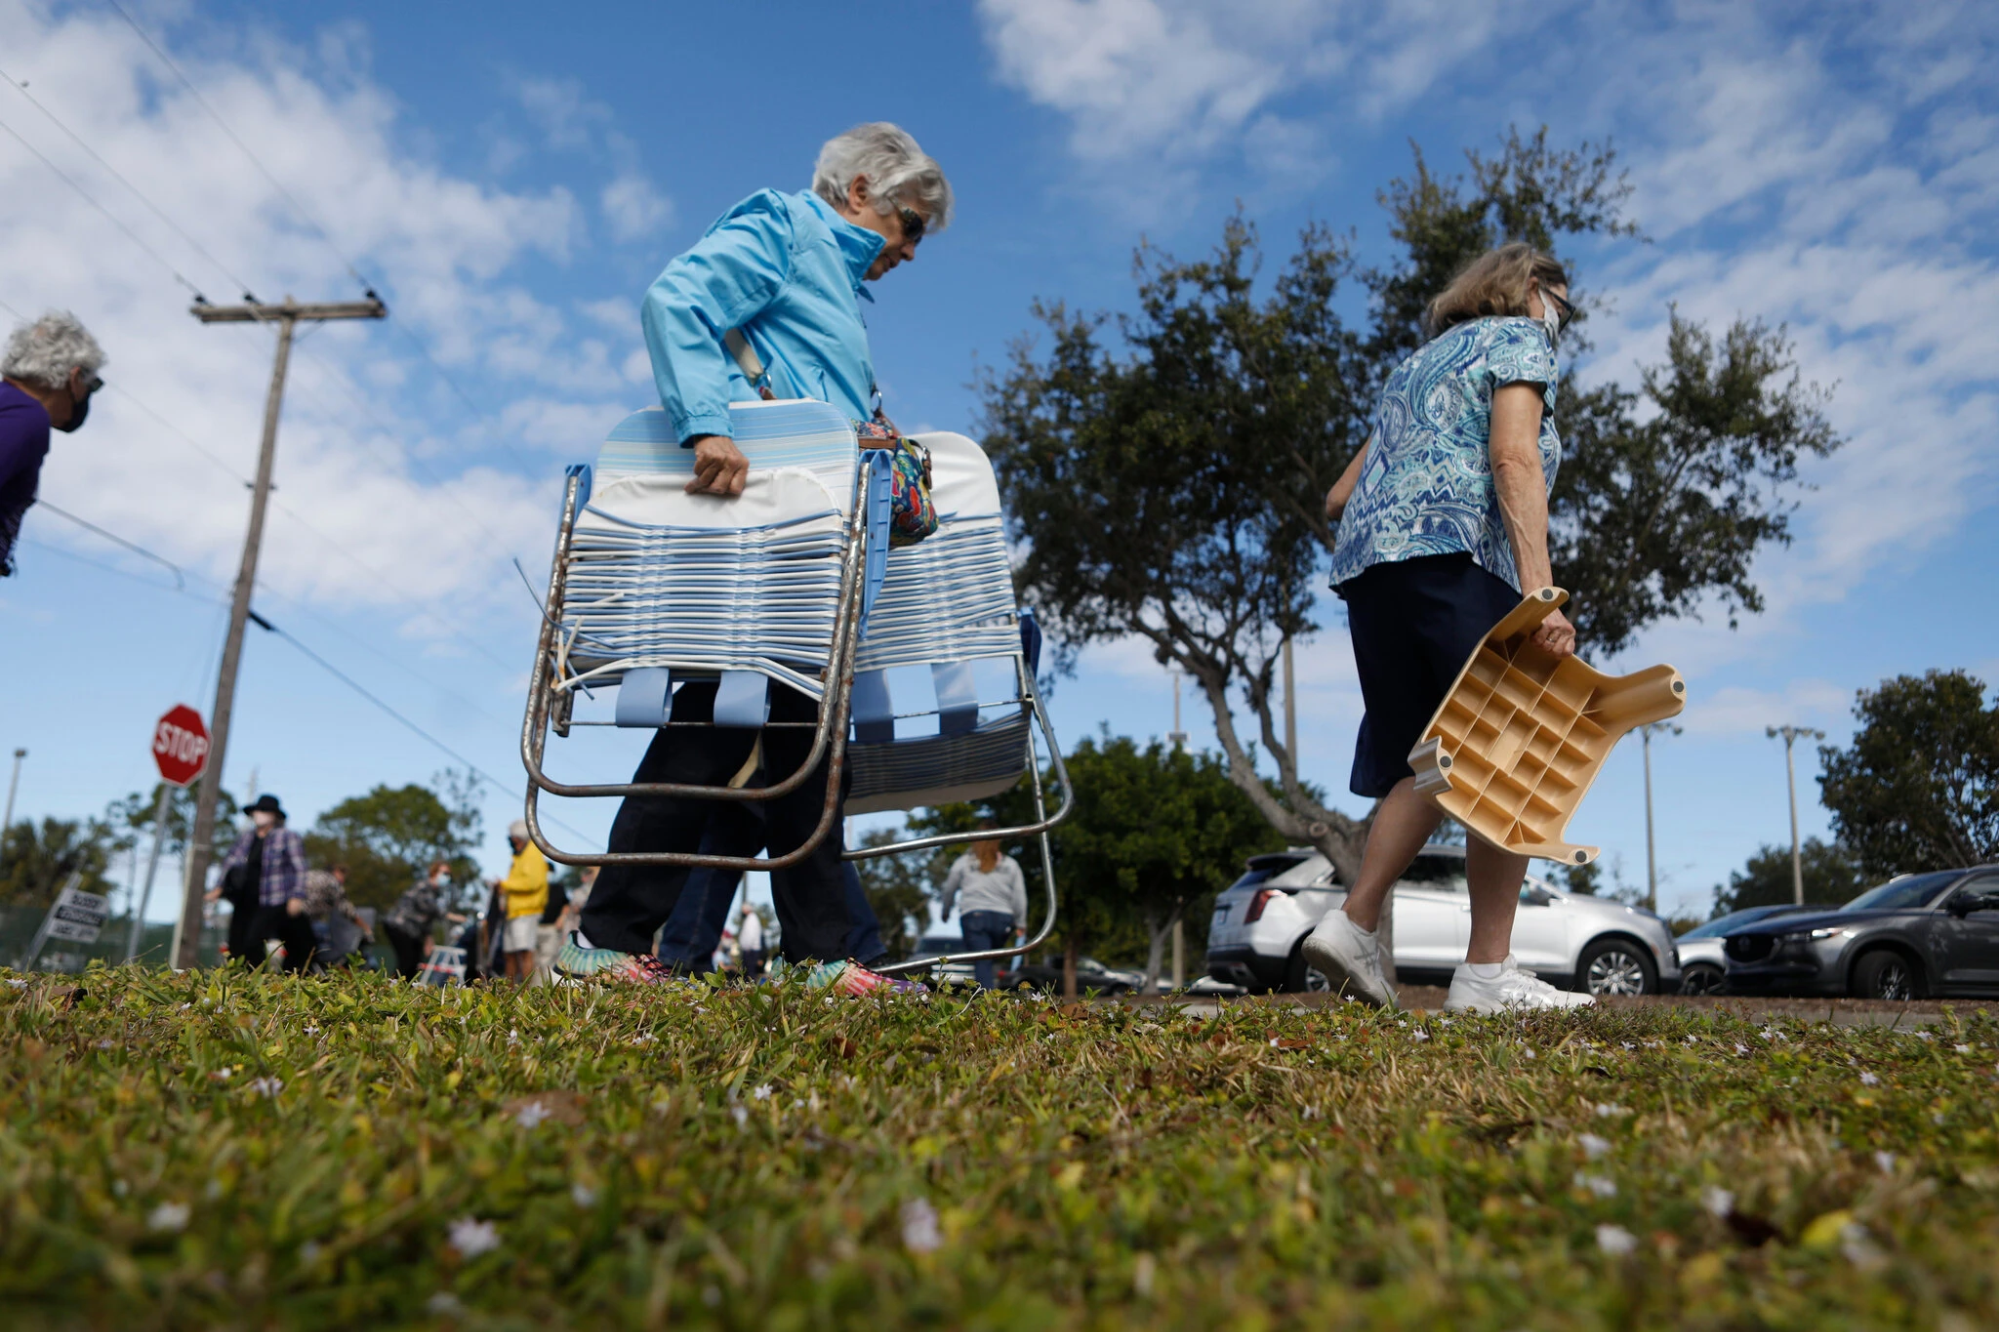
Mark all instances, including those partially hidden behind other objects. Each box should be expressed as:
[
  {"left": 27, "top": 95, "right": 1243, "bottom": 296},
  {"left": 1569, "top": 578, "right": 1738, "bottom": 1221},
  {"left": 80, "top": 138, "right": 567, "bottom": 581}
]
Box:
[
  {"left": 895, "top": 205, "right": 927, "bottom": 246},
  {"left": 1543, "top": 287, "right": 1576, "bottom": 331},
  {"left": 76, "top": 372, "right": 103, "bottom": 397}
]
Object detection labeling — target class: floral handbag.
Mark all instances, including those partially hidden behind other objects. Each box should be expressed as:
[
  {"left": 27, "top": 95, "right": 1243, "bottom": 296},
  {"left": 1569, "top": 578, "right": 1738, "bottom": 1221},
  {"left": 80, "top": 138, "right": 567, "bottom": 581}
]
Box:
[{"left": 854, "top": 420, "right": 938, "bottom": 547}]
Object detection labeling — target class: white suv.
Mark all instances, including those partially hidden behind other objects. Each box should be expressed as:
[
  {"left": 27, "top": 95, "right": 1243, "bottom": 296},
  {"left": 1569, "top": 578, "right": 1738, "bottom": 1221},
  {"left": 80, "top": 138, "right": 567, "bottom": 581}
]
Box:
[{"left": 1204, "top": 844, "right": 1681, "bottom": 996}]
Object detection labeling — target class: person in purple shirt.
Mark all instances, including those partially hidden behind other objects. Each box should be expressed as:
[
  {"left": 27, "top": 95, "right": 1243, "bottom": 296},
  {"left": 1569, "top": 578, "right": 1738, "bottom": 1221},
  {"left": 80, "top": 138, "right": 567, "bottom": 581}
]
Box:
[{"left": 1, "top": 310, "right": 105, "bottom": 577}]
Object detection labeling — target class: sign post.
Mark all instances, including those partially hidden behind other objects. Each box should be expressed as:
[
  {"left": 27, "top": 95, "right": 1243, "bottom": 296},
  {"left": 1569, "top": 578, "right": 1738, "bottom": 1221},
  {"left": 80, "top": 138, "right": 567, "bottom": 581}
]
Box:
[
  {"left": 140, "top": 706, "right": 209, "bottom": 966},
  {"left": 19, "top": 873, "right": 108, "bottom": 971}
]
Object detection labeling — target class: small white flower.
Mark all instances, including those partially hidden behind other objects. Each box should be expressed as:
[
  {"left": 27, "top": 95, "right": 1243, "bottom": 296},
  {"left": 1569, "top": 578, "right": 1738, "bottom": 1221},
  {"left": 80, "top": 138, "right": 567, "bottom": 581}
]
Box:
[
  {"left": 1302, "top": 1105, "right": 1319, "bottom": 1119},
  {"left": 1410, "top": 1029, "right": 1430, "bottom": 1042},
  {"left": 1574, "top": 1172, "right": 1617, "bottom": 1198},
  {"left": 209, "top": 1067, "right": 233, "bottom": 1082},
  {"left": 7, "top": 978, "right": 27, "bottom": 989},
  {"left": 447, "top": 1217, "right": 500, "bottom": 1258},
  {"left": 1580, "top": 1133, "right": 1612, "bottom": 1160},
  {"left": 1859, "top": 1071, "right": 1880, "bottom": 1087},
  {"left": 515, "top": 1100, "right": 552, "bottom": 1129},
  {"left": 1522, "top": 1048, "right": 1537, "bottom": 1060},
  {"left": 1841, "top": 1221, "right": 1884, "bottom": 1268},
  {"left": 95, "top": 1039, "right": 116, "bottom": 1050},
  {"left": 1911, "top": 1031, "right": 1933, "bottom": 1041},
  {"left": 1954, "top": 1043, "right": 1972, "bottom": 1055},
  {"left": 1621, "top": 1042, "right": 1636, "bottom": 1051},
  {"left": 571, "top": 1182, "right": 598, "bottom": 1207},
  {"left": 1439, "top": 1018, "right": 1453, "bottom": 1026},
  {"left": 751, "top": 1083, "right": 773, "bottom": 1101},
  {"left": 730, "top": 1105, "right": 749, "bottom": 1127},
  {"left": 1701, "top": 1185, "right": 1734, "bottom": 1217},
  {"left": 303, "top": 1024, "right": 320, "bottom": 1036},
  {"left": 148, "top": 1201, "right": 190, "bottom": 1232},
  {"left": 1874, "top": 1150, "right": 1896, "bottom": 1174},
  {"left": 1684, "top": 1036, "right": 1698, "bottom": 1046},
  {"left": 1596, "top": 1223, "right": 1637, "bottom": 1255},
  {"left": 900, "top": 1198, "right": 942, "bottom": 1254},
  {"left": 179, "top": 1002, "right": 192, "bottom": 1010},
  {"left": 506, "top": 1028, "right": 519, "bottom": 1046},
  {"left": 247, "top": 1076, "right": 283, "bottom": 1098},
  {"left": 1594, "top": 1103, "right": 1627, "bottom": 1119},
  {"left": 1733, "top": 1043, "right": 1748, "bottom": 1055}
]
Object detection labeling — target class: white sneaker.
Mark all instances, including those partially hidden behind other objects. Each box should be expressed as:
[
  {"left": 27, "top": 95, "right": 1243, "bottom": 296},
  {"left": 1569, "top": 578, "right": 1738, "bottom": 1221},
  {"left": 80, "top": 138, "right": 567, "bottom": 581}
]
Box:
[
  {"left": 1445, "top": 956, "right": 1597, "bottom": 1014},
  {"left": 1301, "top": 911, "right": 1398, "bottom": 1009}
]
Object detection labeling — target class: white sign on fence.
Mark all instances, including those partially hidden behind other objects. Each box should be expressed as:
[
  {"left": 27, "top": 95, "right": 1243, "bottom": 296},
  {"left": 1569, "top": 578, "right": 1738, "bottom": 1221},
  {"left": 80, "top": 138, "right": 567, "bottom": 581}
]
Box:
[{"left": 45, "top": 886, "right": 110, "bottom": 944}]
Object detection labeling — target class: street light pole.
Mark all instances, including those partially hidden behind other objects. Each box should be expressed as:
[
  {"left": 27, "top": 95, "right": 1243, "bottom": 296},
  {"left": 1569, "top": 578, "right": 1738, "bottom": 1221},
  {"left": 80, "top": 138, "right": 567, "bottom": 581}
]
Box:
[
  {"left": 1638, "top": 723, "right": 1681, "bottom": 915},
  {"left": 1, "top": 747, "right": 23, "bottom": 846},
  {"left": 172, "top": 295, "right": 386, "bottom": 968},
  {"left": 1766, "top": 725, "right": 1826, "bottom": 906}
]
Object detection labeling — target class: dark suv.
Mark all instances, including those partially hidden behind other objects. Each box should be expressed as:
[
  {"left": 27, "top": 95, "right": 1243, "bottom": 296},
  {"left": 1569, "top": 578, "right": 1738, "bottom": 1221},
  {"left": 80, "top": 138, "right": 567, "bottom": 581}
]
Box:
[{"left": 1722, "top": 867, "right": 1999, "bottom": 999}]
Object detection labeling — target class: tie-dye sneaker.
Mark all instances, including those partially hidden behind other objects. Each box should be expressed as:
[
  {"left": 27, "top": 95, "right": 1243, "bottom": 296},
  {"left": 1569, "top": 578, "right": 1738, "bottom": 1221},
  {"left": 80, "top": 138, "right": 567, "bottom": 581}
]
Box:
[
  {"left": 555, "top": 935, "right": 675, "bottom": 985},
  {"left": 804, "top": 959, "right": 929, "bottom": 996}
]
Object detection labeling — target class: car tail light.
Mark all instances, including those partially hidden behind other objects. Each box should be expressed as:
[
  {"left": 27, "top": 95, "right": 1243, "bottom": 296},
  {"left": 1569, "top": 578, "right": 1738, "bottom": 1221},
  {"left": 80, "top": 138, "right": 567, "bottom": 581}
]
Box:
[{"left": 1244, "top": 888, "right": 1281, "bottom": 923}]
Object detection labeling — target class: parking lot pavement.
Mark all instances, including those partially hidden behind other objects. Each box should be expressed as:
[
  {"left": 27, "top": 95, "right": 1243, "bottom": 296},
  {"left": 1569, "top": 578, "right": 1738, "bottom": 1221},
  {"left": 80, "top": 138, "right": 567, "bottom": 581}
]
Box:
[{"left": 1143, "top": 987, "right": 1994, "bottom": 1028}]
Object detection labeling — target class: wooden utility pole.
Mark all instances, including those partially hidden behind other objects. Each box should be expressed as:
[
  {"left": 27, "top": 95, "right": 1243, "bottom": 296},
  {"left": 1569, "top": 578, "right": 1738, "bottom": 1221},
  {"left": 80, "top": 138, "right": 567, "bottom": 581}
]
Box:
[{"left": 171, "top": 296, "right": 385, "bottom": 968}]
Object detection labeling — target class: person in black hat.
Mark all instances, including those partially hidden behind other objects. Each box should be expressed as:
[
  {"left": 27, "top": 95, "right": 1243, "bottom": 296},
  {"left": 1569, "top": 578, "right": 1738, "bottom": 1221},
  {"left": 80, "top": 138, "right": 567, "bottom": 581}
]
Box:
[{"left": 207, "top": 794, "right": 317, "bottom": 972}]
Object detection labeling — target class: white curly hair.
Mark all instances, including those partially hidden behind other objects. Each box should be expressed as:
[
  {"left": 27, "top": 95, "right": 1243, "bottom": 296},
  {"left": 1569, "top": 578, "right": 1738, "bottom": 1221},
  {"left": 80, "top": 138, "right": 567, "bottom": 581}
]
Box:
[
  {"left": 811, "top": 123, "right": 954, "bottom": 231},
  {"left": 2, "top": 309, "right": 106, "bottom": 390}
]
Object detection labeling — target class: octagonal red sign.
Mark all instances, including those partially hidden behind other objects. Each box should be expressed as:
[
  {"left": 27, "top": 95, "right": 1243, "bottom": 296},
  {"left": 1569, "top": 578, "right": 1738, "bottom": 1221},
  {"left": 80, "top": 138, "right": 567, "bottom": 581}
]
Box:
[{"left": 153, "top": 704, "right": 210, "bottom": 788}]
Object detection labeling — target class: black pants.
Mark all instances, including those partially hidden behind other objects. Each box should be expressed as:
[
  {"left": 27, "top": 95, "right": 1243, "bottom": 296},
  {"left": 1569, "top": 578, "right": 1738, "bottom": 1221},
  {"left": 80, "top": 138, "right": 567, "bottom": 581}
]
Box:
[
  {"left": 582, "top": 681, "right": 852, "bottom": 963},
  {"left": 383, "top": 923, "right": 427, "bottom": 979},
  {"left": 240, "top": 902, "right": 321, "bottom": 973},
  {"left": 224, "top": 894, "right": 260, "bottom": 962}
]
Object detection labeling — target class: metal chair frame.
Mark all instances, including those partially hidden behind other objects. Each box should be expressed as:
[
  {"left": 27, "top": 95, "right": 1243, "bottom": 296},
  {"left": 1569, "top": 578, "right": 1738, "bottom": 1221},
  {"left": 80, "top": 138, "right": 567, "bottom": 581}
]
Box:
[{"left": 519, "top": 423, "right": 1071, "bottom": 977}]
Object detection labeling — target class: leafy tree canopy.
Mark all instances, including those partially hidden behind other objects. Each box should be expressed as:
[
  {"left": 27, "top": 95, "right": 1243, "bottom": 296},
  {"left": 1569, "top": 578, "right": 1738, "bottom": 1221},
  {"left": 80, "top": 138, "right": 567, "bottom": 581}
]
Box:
[
  {"left": 104, "top": 783, "right": 240, "bottom": 864},
  {"left": 0, "top": 817, "right": 121, "bottom": 908},
  {"left": 302, "top": 770, "right": 484, "bottom": 912},
  {"left": 977, "top": 126, "right": 1840, "bottom": 924},
  {"left": 1711, "top": 837, "right": 1867, "bottom": 917},
  {"left": 1818, "top": 670, "right": 1999, "bottom": 877}
]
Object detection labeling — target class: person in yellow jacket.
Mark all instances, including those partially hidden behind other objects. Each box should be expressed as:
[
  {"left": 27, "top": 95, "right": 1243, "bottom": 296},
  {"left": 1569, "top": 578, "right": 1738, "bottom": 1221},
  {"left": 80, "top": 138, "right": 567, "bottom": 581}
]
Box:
[{"left": 491, "top": 819, "right": 549, "bottom": 983}]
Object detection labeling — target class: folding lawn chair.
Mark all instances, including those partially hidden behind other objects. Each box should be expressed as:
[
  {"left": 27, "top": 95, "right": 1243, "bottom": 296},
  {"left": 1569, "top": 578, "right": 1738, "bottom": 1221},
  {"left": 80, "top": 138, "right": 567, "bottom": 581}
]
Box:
[{"left": 520, "top": 402, "right": 1070, "bottom": 980}]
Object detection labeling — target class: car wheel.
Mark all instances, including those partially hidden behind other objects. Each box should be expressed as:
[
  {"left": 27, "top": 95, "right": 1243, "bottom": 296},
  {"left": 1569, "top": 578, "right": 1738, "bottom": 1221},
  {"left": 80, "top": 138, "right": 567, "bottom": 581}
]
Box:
[
  {"left": 1850, "top": 949, "right": 1921, "bottom": 1001},
  {"left": 1679, "top": 962, "right": 1727, "bottom": 996},
  {"left": 1577, "top": 937, "right": 1657, "bottom": 996},
  {"left": 1284, "top": 942, "right": 1331, "bottom": 994}
]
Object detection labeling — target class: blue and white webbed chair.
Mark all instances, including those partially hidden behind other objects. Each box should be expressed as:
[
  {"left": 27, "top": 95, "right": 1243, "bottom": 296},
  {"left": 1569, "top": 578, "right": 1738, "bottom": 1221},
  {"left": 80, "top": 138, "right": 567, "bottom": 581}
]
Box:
[{"left": 520, "top": 399, "right": 1068, "bottom": 974}]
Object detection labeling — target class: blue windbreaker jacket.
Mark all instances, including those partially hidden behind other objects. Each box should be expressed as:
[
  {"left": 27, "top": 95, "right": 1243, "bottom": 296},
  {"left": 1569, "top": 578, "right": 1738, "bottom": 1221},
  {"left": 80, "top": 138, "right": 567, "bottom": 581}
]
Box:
[{"left": 641, "top": 189, "right": 887, "bottom": 444}]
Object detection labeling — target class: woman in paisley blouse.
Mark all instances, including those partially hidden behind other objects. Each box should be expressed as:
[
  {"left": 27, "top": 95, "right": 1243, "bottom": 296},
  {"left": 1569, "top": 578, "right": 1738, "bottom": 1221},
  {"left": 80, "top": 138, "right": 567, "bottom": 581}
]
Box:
[{"left": 1302, "top": 242, "right": 1596, "bottom": 1016}]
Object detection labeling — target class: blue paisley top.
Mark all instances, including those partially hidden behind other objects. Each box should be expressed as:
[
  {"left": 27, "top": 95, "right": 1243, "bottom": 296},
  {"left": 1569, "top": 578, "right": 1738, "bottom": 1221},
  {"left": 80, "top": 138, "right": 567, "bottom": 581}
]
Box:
[{"left": 1328, "top": 317, "right": 1558, "bottom": 592}]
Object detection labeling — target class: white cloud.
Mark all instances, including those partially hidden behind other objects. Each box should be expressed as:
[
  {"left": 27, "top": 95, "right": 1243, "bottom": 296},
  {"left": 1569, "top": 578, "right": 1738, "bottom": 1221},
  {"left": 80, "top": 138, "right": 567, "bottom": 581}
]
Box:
[
  {"left": 0, "top": 2, "right": 603, "bottom": 636},
  {"left": 601, "top": 173, "right": 673, "bottom": 243}
]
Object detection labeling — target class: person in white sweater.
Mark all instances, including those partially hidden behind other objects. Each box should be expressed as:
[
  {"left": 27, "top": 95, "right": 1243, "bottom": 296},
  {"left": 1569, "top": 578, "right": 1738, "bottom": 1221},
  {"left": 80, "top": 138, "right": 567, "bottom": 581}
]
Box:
[{"left": 939, "top": 828, "right": 1028, "bottom": 988}]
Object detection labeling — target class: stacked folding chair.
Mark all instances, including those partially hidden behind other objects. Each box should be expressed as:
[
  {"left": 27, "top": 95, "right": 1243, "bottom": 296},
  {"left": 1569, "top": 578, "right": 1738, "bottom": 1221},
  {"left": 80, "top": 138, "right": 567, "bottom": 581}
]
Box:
[{"left": 520, "top": 401, "right": 1067, "bottom": 977}]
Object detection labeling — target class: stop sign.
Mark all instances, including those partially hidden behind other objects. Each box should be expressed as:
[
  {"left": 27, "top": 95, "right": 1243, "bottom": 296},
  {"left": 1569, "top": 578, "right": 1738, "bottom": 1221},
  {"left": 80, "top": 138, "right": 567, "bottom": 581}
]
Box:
[{"left": 153, "top": 704, "right": 210, "bottom": 788}]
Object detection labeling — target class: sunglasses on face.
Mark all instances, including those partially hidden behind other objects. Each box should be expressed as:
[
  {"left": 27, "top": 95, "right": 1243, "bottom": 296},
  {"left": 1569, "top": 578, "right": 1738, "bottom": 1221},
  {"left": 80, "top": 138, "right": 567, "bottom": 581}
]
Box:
[
  {"left": 895, "top": 204, "right": 927, "bottom": 246},
  {"left": 1543, "top": 287, "right": 1577, "bottom": 331}
]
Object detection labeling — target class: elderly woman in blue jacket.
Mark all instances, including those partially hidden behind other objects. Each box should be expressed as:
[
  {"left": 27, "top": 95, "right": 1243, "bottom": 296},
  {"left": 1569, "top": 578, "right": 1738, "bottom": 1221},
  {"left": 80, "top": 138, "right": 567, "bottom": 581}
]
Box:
[{"left": 565, "top": 123, "right": 952, "bottom": 991}]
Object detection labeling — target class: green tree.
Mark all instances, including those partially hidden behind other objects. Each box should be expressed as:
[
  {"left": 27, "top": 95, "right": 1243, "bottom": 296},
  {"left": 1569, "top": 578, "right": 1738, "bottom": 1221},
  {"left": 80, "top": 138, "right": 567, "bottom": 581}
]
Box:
[
  {"left": 1712, "top": 837, "right": 1867, "bottom": 916},
  {"left": 1818, "top": 670, "right": 1999, "bottom": 877},
  {"left": 976, "top": 127, "right": 1839, "bottom": 943},
  {"left": 889, "top": 736, "right": 1284, "bottom": 995},
  {"left": 0, "top": 816, "right": 120, "bottom": 908},
  {"left": 303, "top": 770, "right": 484, "bottom": 912},
  {"left": 851, "top": 826, "right": 937, "bottom": 960},
  {"left": 104, "top": 783, "right": 240, "bottom": 863}
]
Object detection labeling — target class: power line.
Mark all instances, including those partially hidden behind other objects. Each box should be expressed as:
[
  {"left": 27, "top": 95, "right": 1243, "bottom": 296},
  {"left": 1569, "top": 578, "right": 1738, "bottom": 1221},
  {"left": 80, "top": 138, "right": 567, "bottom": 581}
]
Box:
[
  {"left": 0, "top": 61, "right": 259, "bottom": 299},
  {"left": 100, "top": 0, "right": 544, "bottom": 476},
  {"left": 103, "top": 0, "right": 370, "bottom": 295},
  {"left": 0, "top": 107, "right": 204, "bottom": 298},
  {"left": 33, "top": 499, "right": 185, "bottom": 589}
]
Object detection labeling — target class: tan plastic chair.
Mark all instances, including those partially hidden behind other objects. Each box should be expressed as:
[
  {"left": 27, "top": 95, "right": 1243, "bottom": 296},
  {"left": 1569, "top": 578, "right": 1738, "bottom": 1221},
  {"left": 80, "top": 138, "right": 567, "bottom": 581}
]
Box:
[{"left": 1408, "top": 587, "right": 1686, "bottom": 866}]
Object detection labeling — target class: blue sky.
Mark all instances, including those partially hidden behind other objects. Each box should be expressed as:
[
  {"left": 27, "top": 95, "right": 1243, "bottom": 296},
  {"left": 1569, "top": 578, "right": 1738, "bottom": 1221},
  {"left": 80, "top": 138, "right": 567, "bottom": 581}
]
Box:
[{"left": 2, "top": 0, "right": 1995, "bottom": 928}]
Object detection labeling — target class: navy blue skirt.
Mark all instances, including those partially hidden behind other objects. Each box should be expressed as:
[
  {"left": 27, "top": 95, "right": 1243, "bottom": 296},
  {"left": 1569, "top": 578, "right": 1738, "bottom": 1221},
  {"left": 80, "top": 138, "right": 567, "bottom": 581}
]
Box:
[{"left": 1338, "top": 553, "right": 1520, "bottom": 799}]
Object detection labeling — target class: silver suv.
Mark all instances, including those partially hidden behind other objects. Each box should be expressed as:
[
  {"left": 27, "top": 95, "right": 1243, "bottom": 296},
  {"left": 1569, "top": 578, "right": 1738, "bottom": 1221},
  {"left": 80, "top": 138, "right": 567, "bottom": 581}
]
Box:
[{"left": 1204, "top": 844, "right": 1681, "bottom": 996}]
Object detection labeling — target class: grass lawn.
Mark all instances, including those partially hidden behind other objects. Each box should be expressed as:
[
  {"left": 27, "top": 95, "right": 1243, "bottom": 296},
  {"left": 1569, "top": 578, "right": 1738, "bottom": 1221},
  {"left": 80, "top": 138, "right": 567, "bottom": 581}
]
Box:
[{"left": 3, "top": 966, "right": 1997, "bottom": 1329}]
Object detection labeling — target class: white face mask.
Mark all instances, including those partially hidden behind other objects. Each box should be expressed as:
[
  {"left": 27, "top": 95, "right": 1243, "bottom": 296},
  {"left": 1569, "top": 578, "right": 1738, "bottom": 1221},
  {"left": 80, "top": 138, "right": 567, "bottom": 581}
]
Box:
[{"left": 1538, "top": 290, "right": 1561, "bottom": 346}]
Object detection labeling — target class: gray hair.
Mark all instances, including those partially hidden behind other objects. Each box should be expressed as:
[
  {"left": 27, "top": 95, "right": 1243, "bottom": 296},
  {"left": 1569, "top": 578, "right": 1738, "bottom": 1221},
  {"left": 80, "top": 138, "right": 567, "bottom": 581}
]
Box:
[
  {"left": 2, "top": 310, "right": 106, "bottom": 391},
  {"left": 811, "top": 123, "right": 954, "bottom": 232}
]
